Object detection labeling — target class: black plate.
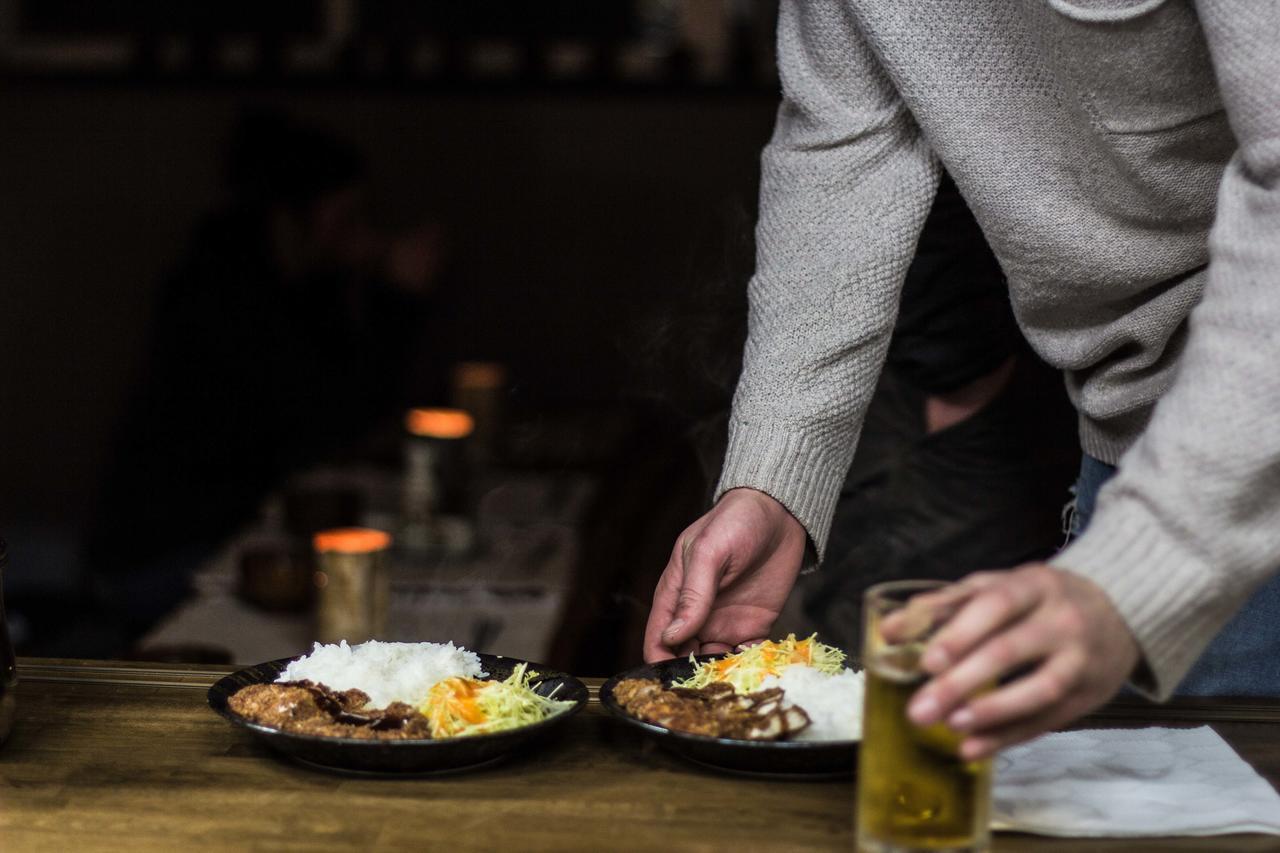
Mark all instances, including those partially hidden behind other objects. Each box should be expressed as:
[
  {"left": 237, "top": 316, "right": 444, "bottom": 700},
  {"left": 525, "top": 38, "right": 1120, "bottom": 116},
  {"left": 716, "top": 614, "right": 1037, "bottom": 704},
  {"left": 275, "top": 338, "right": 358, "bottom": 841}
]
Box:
[
  {"left": 208, "top": 653, "right": 587, "bottom": 775},
  {"left": 601, "top": 656, "right": 858, "bottom": 779}
]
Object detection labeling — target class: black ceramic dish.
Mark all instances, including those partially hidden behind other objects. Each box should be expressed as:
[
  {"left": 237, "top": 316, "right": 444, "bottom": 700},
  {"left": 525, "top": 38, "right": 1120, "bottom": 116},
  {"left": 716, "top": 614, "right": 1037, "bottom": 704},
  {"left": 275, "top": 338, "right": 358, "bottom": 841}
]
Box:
[
  {"left": 601, "top": 655, "right": 859, "bottom": 779},
  {"left": 208, "top": 653, "right": 588, "bottom": 775}
]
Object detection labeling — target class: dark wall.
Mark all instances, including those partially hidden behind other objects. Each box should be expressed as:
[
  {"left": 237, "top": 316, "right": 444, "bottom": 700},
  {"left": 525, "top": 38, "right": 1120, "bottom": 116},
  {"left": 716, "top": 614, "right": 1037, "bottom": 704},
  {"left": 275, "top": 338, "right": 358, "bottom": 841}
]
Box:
[{"left": 0, "top": 88, "right": 777, "bottom": 530}]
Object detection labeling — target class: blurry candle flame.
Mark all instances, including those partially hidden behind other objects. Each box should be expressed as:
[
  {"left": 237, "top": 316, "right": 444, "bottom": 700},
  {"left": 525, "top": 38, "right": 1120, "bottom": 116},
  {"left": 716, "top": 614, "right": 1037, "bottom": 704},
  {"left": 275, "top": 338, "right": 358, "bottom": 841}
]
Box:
[
  {"left": 313, "top": 527, "right": 392, "bottom": 554},
  {"left": 405, "top": 408, "right": 475, "bottom": 439}
]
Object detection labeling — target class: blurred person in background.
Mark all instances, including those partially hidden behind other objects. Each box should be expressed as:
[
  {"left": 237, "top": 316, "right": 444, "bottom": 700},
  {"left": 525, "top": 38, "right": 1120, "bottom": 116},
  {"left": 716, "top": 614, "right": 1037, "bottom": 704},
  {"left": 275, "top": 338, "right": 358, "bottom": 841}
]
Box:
[
  {"left": 85, "top": 111, "right": 445, "bottom": 645},
  {"left": 646, "top": 0, "right": 1280, "bottom": 759}
]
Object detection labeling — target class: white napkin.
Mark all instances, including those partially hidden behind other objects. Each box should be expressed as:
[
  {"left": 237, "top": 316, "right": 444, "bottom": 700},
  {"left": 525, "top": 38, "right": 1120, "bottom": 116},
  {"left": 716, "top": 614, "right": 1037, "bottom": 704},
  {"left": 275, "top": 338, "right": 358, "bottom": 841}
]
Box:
[{"left": 992, "top": 726, "right": 1280, "bottom": 837}]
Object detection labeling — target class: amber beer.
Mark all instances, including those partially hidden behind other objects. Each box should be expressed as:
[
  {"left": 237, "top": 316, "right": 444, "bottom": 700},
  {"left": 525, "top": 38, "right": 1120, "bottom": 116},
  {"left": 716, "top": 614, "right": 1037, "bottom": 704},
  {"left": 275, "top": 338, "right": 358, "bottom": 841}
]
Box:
[{"left": 856, "top": 581, "right": 991, "bottom": 853}]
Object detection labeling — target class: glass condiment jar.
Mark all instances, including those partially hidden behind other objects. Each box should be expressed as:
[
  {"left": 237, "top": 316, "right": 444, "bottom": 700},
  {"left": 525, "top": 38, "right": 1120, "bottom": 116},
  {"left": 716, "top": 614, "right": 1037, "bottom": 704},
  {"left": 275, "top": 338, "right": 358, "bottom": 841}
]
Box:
[
  {"left": 400, "top": 408, "right": 474, "bottom": 556},
  {"left": 313, "top": 528, "right": 392, "bottom": 644},
  {"left": 450, "top": 362, "right": 507, "bottom": 467},
  {"left": 0, "top": 538, "right": 17, "bottom": 747}
]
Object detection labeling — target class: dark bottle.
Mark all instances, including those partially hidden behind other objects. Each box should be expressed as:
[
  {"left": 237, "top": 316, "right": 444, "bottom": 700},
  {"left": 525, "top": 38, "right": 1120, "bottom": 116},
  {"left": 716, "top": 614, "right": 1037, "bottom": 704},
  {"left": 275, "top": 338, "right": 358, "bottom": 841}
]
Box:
[{"left": 0, "top": 538, "right": 15, "bottom": 747}]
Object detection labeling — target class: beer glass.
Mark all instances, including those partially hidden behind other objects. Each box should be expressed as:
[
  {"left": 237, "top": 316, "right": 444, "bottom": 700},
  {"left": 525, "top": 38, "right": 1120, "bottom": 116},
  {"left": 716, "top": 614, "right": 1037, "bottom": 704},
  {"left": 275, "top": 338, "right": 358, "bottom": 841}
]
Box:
[{"left": 856, "top": 580, "right": 991, "bottom": 853}]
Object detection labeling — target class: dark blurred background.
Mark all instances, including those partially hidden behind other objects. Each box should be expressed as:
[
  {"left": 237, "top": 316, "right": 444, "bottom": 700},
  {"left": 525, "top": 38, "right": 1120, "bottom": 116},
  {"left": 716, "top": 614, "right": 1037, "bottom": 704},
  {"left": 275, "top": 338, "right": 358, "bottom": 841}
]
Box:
[
  {"left": 0, "top": 1, "right": 1078, "bottom": 675},
  {"left": 0, "top": 0, "right": 781, "bottom": 670}
]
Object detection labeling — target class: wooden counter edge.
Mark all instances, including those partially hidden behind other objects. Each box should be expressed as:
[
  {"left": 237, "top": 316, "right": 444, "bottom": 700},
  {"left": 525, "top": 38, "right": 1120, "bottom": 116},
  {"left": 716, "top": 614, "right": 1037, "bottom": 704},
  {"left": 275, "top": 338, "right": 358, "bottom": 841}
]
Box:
[
  {"left": 14, "top": 657, "right": 605, "bottom": 701},
  {"left": 15, "top": 658, "right": 1280, "bottom": 722}
]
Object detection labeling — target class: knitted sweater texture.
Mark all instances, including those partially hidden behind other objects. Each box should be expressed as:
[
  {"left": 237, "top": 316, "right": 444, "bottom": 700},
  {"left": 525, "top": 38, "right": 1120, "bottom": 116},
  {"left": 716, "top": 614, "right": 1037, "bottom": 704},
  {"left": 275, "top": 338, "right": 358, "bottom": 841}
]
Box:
[{"left": 717, "top": 0, "right": 1280, "bottom": 697}]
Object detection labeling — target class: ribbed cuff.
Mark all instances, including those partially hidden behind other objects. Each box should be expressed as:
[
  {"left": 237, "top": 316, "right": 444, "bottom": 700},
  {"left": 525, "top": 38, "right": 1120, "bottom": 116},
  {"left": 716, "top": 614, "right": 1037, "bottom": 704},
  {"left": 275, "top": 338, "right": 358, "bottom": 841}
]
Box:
[
  {"left": 714, "top": 418, "right": 849, "bottom": 564},
  {"left": 1049, "top": 495, "right": 1239, "bottom": 701}
]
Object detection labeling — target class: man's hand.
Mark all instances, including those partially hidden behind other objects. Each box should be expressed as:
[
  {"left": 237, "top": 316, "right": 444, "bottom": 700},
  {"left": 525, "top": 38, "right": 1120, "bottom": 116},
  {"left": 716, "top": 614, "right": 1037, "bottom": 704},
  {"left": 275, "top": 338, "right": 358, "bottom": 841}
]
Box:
[
  {"left": 643, "top": 488, "right": 807, "bottom": 663},
  {"left": 898, "top": 564, "right": 1140, "bottom": 760}
]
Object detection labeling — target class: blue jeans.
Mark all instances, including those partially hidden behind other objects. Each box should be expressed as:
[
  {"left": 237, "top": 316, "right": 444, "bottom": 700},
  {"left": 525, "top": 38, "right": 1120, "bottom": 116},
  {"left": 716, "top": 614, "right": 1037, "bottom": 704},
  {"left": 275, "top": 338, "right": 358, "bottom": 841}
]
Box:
[{"left": 1070, "top": 455, "right": 1280, "bottom": 696}]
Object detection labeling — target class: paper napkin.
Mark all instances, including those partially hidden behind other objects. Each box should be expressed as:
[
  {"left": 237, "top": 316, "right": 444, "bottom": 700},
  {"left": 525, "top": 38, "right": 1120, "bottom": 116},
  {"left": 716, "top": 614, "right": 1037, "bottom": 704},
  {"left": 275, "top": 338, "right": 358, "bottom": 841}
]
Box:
[{"left": 992, "top": 726, "right": 1280, "bottom": 837}]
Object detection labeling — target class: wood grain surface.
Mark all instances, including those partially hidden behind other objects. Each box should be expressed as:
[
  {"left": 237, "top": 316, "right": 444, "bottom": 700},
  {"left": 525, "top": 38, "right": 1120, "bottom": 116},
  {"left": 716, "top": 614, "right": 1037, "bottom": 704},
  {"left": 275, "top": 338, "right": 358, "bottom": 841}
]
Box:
[{"left": 3, "top": 659, "right": 1280, "bottom": 852}]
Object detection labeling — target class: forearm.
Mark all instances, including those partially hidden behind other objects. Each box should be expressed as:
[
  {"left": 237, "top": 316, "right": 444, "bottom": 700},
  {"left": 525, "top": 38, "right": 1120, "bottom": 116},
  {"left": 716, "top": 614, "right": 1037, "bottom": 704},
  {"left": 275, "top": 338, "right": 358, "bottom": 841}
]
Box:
[
  {"left": 716, "top": 0, "right": 939, "bottom": 560},
  {"left": 1051, "top": 0, "right": 1280, "bottom": 698}
]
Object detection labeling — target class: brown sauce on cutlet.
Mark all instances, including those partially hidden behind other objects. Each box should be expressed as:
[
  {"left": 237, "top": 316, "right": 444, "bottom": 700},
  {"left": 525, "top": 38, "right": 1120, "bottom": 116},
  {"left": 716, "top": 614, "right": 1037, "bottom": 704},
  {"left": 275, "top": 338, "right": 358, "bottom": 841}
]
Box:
[
  {"left": 613, "top": 677, "right": 810, "bottom": 741},
  {"left": 228, "top": 681, "right": 433, "bottom": 739}
]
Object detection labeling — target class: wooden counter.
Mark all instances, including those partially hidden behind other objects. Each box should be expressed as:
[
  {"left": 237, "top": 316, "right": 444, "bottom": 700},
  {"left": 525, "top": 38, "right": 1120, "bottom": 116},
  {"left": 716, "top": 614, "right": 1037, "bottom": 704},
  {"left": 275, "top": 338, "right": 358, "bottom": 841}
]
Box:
[{"left": 4, "top": 659, "right": 1280, "bottom": 852}]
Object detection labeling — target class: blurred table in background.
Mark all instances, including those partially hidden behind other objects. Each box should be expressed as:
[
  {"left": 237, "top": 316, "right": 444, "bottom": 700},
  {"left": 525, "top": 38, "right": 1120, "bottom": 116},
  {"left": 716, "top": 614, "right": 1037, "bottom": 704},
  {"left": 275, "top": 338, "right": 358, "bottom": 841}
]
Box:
[{"left": 141, "top": 466, "right": 595, "bottom": 665}]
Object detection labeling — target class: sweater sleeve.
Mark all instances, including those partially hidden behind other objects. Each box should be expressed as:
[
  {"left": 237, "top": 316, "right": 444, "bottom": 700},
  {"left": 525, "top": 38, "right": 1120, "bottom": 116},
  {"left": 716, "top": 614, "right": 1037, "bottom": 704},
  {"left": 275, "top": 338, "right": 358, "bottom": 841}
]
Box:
[
  {"left": 715, "top": 0, "right": 939, "bottom": 560},
  {"left": 1050, "top": 2, "right": 1280, "bottom": 699}
]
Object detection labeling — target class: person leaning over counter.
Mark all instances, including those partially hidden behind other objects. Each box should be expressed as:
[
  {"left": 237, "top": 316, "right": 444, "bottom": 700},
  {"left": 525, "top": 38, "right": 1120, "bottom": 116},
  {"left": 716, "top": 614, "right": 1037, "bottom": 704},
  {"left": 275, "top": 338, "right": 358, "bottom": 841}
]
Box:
[{"left": 644, "top": 0, "right": 1280, "bottom": 760}]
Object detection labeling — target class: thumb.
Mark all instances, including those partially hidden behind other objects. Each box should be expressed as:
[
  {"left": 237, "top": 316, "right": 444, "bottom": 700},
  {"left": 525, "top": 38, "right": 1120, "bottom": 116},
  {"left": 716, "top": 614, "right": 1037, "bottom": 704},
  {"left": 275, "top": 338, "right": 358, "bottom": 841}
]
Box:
[{"left": 662, "top": 538, "right": 725, "bottom": 646}]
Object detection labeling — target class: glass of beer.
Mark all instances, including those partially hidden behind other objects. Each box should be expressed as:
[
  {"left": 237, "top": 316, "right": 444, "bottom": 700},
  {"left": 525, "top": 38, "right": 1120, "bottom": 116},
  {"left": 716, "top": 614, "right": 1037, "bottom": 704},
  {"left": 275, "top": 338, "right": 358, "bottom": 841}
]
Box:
[{"left": 856, "top": 580, "right": 991, "bottom": 853}]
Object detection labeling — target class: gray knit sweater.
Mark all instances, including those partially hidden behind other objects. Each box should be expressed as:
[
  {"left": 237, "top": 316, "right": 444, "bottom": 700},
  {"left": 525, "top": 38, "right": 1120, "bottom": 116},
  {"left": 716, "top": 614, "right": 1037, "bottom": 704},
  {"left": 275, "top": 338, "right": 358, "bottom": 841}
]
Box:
[{"left": 717, "top": 0, "right": 1280, "bottom": 698}]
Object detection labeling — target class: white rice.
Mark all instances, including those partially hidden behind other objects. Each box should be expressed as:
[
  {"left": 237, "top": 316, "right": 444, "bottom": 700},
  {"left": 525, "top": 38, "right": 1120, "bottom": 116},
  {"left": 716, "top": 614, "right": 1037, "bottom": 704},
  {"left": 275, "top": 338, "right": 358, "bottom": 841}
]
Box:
[
  {"left": 276, "top": 640, "right": 486, "bottom": 708},
  {"left": 761, "top": 666, "right": 865, "bottom": 741}
]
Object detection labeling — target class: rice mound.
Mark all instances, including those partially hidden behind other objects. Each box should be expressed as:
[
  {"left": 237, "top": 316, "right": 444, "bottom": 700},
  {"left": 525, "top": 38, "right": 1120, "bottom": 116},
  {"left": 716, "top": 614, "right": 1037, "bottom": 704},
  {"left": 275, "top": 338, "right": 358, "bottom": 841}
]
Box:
[
  {"left": 760, "top": 665, "right": 865, "bottom": 741},
  {"left": 277, "top": 640, "right": 486, "bottom": 708}
]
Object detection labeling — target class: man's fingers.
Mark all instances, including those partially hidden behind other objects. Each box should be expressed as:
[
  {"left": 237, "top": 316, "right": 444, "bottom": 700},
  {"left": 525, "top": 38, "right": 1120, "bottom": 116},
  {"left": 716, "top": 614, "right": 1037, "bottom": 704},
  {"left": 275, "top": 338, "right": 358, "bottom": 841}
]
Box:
[
  {"left": 949, "top": 647, "right": 1087, "bottom": 735},
  {"left": 955, "top": 678, "right": 1092, "bottom": 760},
  {"left": 879, "top": 575, "right": 997, "bottom": 643},
  {"left": 642, "top": 543, "right": 687, "bottom": 662},
  {"left": 908, "top": 618, "right": 1060, "bottom": 726},
  {"left": 699, "top": 641, "right": 735, "bottom": 655},
  {"left": 674, "top": 638, "right": 701, "bottom": 659},
  {"left": 662, "top": 536, "right": 728, "bottom": 647},
  {"left": 880, "top": 566, "right": 1138, "bottom": 758},
  {"left": 921, "top": 573, "right": 1041, "bottom": 674}
]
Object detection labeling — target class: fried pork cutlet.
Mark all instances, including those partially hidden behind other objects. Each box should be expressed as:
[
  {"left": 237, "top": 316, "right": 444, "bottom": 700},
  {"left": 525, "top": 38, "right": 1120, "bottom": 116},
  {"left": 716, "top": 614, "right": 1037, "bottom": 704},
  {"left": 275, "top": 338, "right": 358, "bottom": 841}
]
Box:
[
  {"left": 613, "top": 678, "right": 810, "bottom": 741},
  {"left": 228, "top": 681, "right": 432, "bottom": 740}
]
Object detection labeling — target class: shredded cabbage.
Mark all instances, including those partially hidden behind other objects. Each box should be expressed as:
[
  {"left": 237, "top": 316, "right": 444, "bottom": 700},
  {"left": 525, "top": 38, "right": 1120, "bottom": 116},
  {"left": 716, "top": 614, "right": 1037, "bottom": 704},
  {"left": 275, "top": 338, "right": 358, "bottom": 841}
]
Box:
[
  {"left": 672, "top": 634, "right": 846, "bottom": 694},
  {"left": 420, "top": 663, "right": 575, "bottom": 738}
]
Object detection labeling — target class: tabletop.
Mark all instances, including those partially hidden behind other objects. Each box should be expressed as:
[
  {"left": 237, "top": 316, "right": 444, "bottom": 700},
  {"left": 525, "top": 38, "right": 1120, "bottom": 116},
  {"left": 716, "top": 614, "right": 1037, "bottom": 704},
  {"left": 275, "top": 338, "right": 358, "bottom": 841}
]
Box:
[{"left": 4, "top": 659, "right": 1280, "bottom": 852}]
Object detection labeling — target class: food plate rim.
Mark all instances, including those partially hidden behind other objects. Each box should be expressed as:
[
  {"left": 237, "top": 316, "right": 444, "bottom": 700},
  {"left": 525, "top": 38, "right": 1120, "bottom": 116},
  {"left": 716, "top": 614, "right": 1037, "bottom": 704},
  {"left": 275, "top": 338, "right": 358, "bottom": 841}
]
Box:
[
  {"left": 207, "top": 652, "right": 588, "bottom": 748},
  {"left": 600, "top": 653, "right": 862, "bottom": 750}
]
